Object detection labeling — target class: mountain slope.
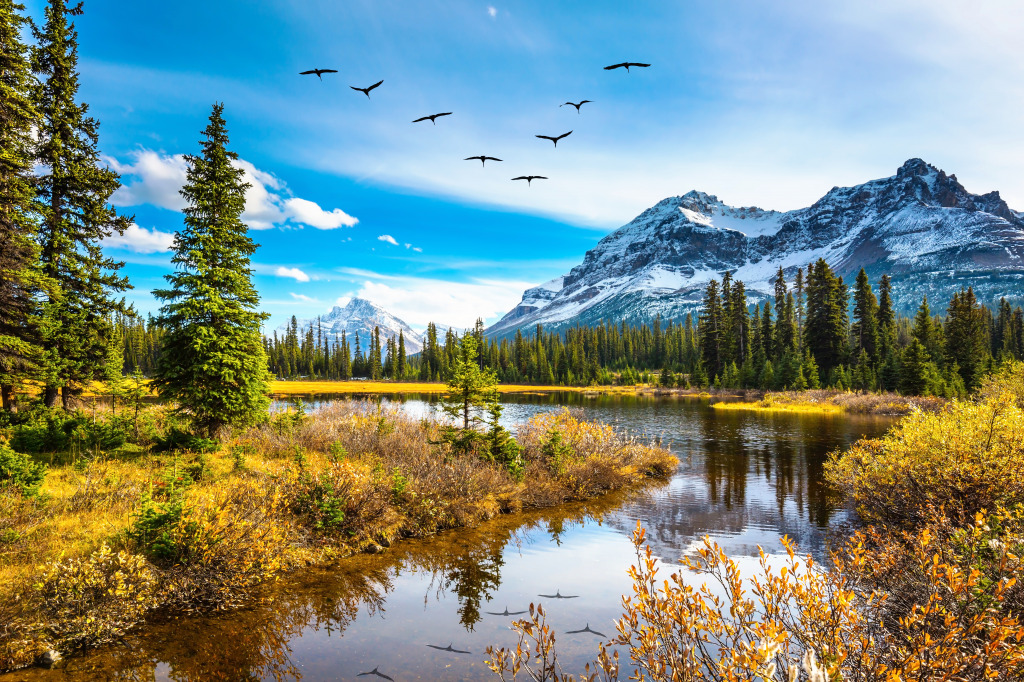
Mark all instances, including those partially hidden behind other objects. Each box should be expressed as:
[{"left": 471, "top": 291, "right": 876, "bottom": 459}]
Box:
[
  {"left": 488, "top": 159, "right": 1024, "bottom": 336},
  {"left": 277, "top": 298, "right": 423, "bottom": 354}
]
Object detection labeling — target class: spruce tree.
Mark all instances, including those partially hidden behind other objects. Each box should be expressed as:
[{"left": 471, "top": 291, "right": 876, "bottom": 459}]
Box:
[
  {"left": 152, "top": 104, "right": 271, "bottom": 438},
  {"left": 0, "top": 0, "right": 42, "bottom": 411},
  {"left": 699, "top": 279, "right": 724, "bottom": 378},
  {"left": 33, "top": 0, "right": 132, "bottom": 408},
  {"left": 397, "top": 330, "right": 407, "bottom": 379},
  {"left": 944, "top": 287, "right": 989, "bottom": 391},
  {"left": 851, "top": 268, "right": 879, "bottom": 363}
]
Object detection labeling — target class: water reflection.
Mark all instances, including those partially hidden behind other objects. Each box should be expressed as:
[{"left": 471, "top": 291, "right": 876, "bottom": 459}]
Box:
[{"left": 10, "top": 395, "right": 893, "bottom": 681}]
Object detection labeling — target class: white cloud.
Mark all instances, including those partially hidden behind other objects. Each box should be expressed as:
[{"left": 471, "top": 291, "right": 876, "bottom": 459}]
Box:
[
  {"left": 377, "top": 234, "right": 399, "bottom": 246},
  {"left": 290, "top": 293, "right": 318, "bottom": 303},
  {"left": 102, "top": 223, "right": 175, "bottom": 253},
  {"left": 412, "top": 247, "right": 423, "bottom": 253},
  {"left": 275, "top": 266, "right": 310, "bottom": 282},
  {"left": 109, "top": 149, "right": 358, "bottom": 230},
  {"left": 337, "top": 268, "right": 535, "bottom": 329},
  {"left": 487, "top": 6, "right": 497, "bottom": 18},
  {"left": 335, "top": 296, "right": 352, "bottom": 308}
]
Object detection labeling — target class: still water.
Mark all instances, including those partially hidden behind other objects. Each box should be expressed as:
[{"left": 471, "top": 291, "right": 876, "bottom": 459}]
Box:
[{"left": 15, "top": 393, "right": 894, "bottom": 681}]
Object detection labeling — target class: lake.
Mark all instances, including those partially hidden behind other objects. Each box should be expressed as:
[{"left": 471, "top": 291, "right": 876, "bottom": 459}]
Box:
[{"left": 13, "top": 393, "right": 894, "bottom": 681}]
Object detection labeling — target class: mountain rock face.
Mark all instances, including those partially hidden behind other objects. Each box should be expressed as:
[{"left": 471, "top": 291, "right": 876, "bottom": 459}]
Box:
[
  {"left": 278, "top": 298, "right": 423, "bottom": 354},
  {"left": 488, "top": 159, "right": 1024, "bottom": 336}
]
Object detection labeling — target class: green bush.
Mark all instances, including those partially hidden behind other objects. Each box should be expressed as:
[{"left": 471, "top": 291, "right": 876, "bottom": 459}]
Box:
[
  {"left": 8, "top": 408, "right": 128, "bottom": 454},
  {"left": 153, "top": 427, "right": 219, "bottom": 454},
  {"left": 0, "top": 442, "right": 46, "bottom": 497}
]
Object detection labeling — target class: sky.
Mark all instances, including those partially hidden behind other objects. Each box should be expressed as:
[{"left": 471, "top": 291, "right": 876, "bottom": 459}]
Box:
[{"left": 21, "top": 0, "right": 1024, "bottom": 332}]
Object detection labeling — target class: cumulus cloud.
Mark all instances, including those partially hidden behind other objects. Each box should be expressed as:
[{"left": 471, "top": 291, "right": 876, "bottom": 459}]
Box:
[
  {"left": 275, "top": 266, "right": 310, "bottom": 282},
  {"left": 109, "top": 149, "right": 358, "bottom": 230},
  {"left": 102, "top": 223, "right": 175, "bottom": 253},
  {"left": 377, "top": 234, "right": 399, "bottom": 246}
]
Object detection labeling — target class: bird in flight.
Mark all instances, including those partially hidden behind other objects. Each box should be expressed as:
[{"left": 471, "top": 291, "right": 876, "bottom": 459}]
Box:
[
  {"left": 538, "top": 590, "right": 579, "bottom": 599},
  {"left": 357, "top": 668, "right": 394, "bottom": 681},
  {"left": 485, "top": 602, "right": 528, "bottom": 614},
  {"left": 560, "top": 100, "right": 592, "bottom": 113},
  {"left": 604, "top": 62, "right": 650, "bottom": 72},
  {"left": 427, "top": 643, "right": 472, "bottom": 655},
  {"left": 412, "top": 112, "right": 453, "bottom": 125},
  {"left": 299, "top": 68, "right": 338, "bottom": 80},
  {"left": 567, "top": 623, "right": 608, "bottom": 638},
  {"left": 536, "top": 131, "right": 572, "bottom": 147},
  {"left": 350, "top": 80, "right": 383, "bottom": 98},
  {"left": 512, "top": 176, "right": 547, "bottom": 186},
  {"left": 464, "top": 155, "right": 503, "bottom": 167}
]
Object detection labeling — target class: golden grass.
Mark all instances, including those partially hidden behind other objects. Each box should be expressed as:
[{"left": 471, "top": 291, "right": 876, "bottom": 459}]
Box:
[
  {"left": 0, "top": 401, "right": 676, "bottom": 670},
  {"left": 712, "top": 390, "right": 947, "bottom": 416},
  {"left": 712, "top": 400, "right": 846, "bottom": 415}
]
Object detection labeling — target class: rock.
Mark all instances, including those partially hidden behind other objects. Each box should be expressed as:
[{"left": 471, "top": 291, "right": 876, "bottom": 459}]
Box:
[
  {"left": 364, "top": 543, "right": 383, "bottom": 554},
  {"left": 39, "top": 650, "right": 62, "bottom": 668},
  {"left": 377, "top": 536, "right": 392, "bottom": 548}
]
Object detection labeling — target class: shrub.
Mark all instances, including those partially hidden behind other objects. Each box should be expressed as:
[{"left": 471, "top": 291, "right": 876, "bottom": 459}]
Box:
[
  {"left": 0, "top": 442, "right": 46, "bottom": 497},
  {"left": 153, "top": 427, "right": 220, "bottom": 454},
  {"left": 9, "top": 408, "right": 128, "bottom": 454},
  {"left": 35, "top": 544, "right": 157, "bottom": 649},
  {"left": 825, "top": 393, "right": 1024, "bottom": 526}
]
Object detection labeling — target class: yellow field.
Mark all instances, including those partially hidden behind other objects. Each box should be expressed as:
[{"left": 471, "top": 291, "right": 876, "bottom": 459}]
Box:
[{"left": 711, "top": 400, "right": 845, "bottom": 415}]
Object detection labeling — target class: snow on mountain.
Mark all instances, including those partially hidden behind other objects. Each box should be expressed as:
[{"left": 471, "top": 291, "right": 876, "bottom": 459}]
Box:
[
  {"left": 276, "top": 297, "right": 423, "bottom": 354},
  {"left": 488, "top": 159, "right": 1024, "bottom": 337}
]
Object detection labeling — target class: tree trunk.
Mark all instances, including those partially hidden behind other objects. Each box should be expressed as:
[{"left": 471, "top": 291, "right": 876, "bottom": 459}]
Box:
[
  {"left": 61, "top": 385, "right": 73, "bottom": 410},
  {"left": 44, "top": 385, "right": 59, "bottom": 408},
  {"left": 1, "top": 384, "right": 16, "bottom": 413}
]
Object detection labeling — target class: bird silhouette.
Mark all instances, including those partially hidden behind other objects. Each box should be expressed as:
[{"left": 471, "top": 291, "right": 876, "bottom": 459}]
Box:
[
  {"left": 412, "top": 112, "right": 453, "bottom": 125},
  {"left": 485, "top": 602, "right": 528, "bottom": 614},
  {"left": 603, "top": 62, "right": 650, "bottom": 72},
  {"left": 511, "top": 176, "right": 547, "bottom": 186},
  {"left": 536, "top": 131, "right": 572, "bottom": 147},
  {"left": 566, "top": 623, "right": 607, "bottom": 638},
  {"left": 299, "top": 68, "right": 338, "bottom": 80},
  {"left": 464, "top": 155, "right": 503, "bottom": 167},
  {"left": 538, "top": 590, "right": 579, "bottom": 599},
  {"left": 560, "top": 100, "right": 592, "bottom": 113},
  {"left": 357, "top": 668, "right": 394, "bottom": 681},
  {"left": 427, "top": 643, "right": 472, "bottom": 655},
  {"left": 350, "top": 80, "right": 383, "bottom": 98}
]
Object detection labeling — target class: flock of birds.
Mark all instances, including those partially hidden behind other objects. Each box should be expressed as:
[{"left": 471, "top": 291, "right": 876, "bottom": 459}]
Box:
[
  {"left": 299, "top": 61, "right": 651, "bottom": 187},
  {"left": 350, "top": 587, "right": 599, "bottom": 680}
]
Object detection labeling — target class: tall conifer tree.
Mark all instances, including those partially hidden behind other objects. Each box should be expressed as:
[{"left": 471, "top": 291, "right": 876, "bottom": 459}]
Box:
[
  {"left": 0, "top": 0, "right": 42, "bottom": 411},
  {"left": 33, "top": 0, "right": 131, "bottom": 408},
  {"left": 851, "top": 268, "right": 879, "bottom": 363},
  {"left": 152, "top": 104, "right": 270, "bottom": 437}
]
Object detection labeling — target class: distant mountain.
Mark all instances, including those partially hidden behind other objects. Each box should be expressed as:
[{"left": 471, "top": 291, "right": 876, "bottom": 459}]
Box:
[
  {"left": 488, "top": 159, "right": 1024, "bottom": 337},
  {"left": 277, "top": 298, "right": 423, "bottom": 354}
]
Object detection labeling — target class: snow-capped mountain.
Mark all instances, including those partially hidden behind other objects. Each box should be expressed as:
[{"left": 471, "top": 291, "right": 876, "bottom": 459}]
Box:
[
  {"left": 488, "top": 159, "right": 1024, "bottom": 336},
  {"left": 277, "top": 298, "right": 423, "bottom": 354}
]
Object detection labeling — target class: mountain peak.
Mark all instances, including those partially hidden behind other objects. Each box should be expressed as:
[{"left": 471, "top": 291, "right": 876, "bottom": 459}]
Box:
[{"left": 896, "top": 158, "right": 936, "bottom": 179}]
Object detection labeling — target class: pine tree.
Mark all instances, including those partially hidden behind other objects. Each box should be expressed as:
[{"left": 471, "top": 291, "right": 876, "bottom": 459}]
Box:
[
  {"left": 33, "top": 0, "right": 132, "bottom": 408},
  {"left": 397, "top": 330, "right": 407, "bottom": 379},
  {"left": 803, "top": 259, "right": 848, "bottom": 378},
  {"left": 152, "top": 104, "right": 271, "bottom": 438},
  {"left": 876, "top": 274, "right": 897, "bottom": 357},
  {"left": 0, "top": 0, "right": 42, "bottom": 411},
  {"left": 851, "top": 268, "right": 879, "bottom": 363},
  {"left": 900, "top": 339, "right": 931, "bottom": 396},
  {"left": 699, "top": 279, "right": 724, "bottom": 378},
  {"left": 944, "top": 287, "right": 989, "bottom": 391}
]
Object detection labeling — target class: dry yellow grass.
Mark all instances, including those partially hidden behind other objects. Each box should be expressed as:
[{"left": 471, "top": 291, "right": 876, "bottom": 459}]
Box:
[{"left": 712, "top": 400, "right": 846, "bottom": 415}]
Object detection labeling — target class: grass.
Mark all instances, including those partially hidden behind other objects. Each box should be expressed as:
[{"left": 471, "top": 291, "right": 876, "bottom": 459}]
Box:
[
  {"left": 711, "top": 389, "right": 947, "bottom": 416},
  {"left": 0, "top": 401, "right": 676, "bottom": 671}
]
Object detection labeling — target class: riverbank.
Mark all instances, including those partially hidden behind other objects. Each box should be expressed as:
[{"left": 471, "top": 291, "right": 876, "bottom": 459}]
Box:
[
  {"left": 711, "top": 389, "right": 947, "bottom": 416},
  {"left": 0, "top": 402, "right": 676, "bottom": 672}
]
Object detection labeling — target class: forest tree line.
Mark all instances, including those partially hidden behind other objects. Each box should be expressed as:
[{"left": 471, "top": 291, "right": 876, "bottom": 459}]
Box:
[{"left": 114, "top": 261, "right": 1021, "bottom": 397}]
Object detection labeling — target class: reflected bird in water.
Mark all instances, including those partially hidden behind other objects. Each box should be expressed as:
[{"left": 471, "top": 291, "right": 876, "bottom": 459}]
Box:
[
  {"left": 566, "top": 623, "right": 607, "bottom": 637},
  {"left": 357, "top": 667, "right": 395, "bottom": 681},
  {"left": 427, "top": 642, "right": 472, "bottom": 654},
  {"left": 538, "top": 589, "right": 578, "bottom": 599},
  {"left": 486, "top": 606, "right": 529, "bottom": 616}
]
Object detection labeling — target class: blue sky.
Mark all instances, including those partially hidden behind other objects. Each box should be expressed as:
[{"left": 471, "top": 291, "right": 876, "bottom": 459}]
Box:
[{"left": 23, "top": 0, "right": 1024, "bottom": 330}]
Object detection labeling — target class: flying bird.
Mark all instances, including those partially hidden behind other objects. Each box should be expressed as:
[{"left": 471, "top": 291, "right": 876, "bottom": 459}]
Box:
[
  {"left": 511, "top": 176, "right": 547, "bottom": 186},
  {"left": 350, "top": 80, "right": 383, "bottom": 98},
  {"left": 299, "top": 68, "right": 338, "bottom": 80},
  {"left": 536, "top": 131, "right": 572, "bottom": 147},
  {"left": 485, "top": 602, "right": 528, "bottom": 614},
  {"left": 566, "top": 623, "right": 607, "bottom": 638},
  {"left": 538, "top": 590, "right": 579, "bottom": 599},
  {"left": 427, "top": 643, "right": 472, "bottom": 655},
  {"left": 603, "top": 62, "right": 650, "bottom": 72},
  {"left": 464, "top": 155, "right": 503, "bottom": 167},
  {"left": 412, "top": 112, "right": 453, "bottom": 125},
  {"left": 560, "top": 100, "right": 592, "bottom": 113},
  {"left": 357, "top": 668, "right": 394, "bottom": 681}
]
